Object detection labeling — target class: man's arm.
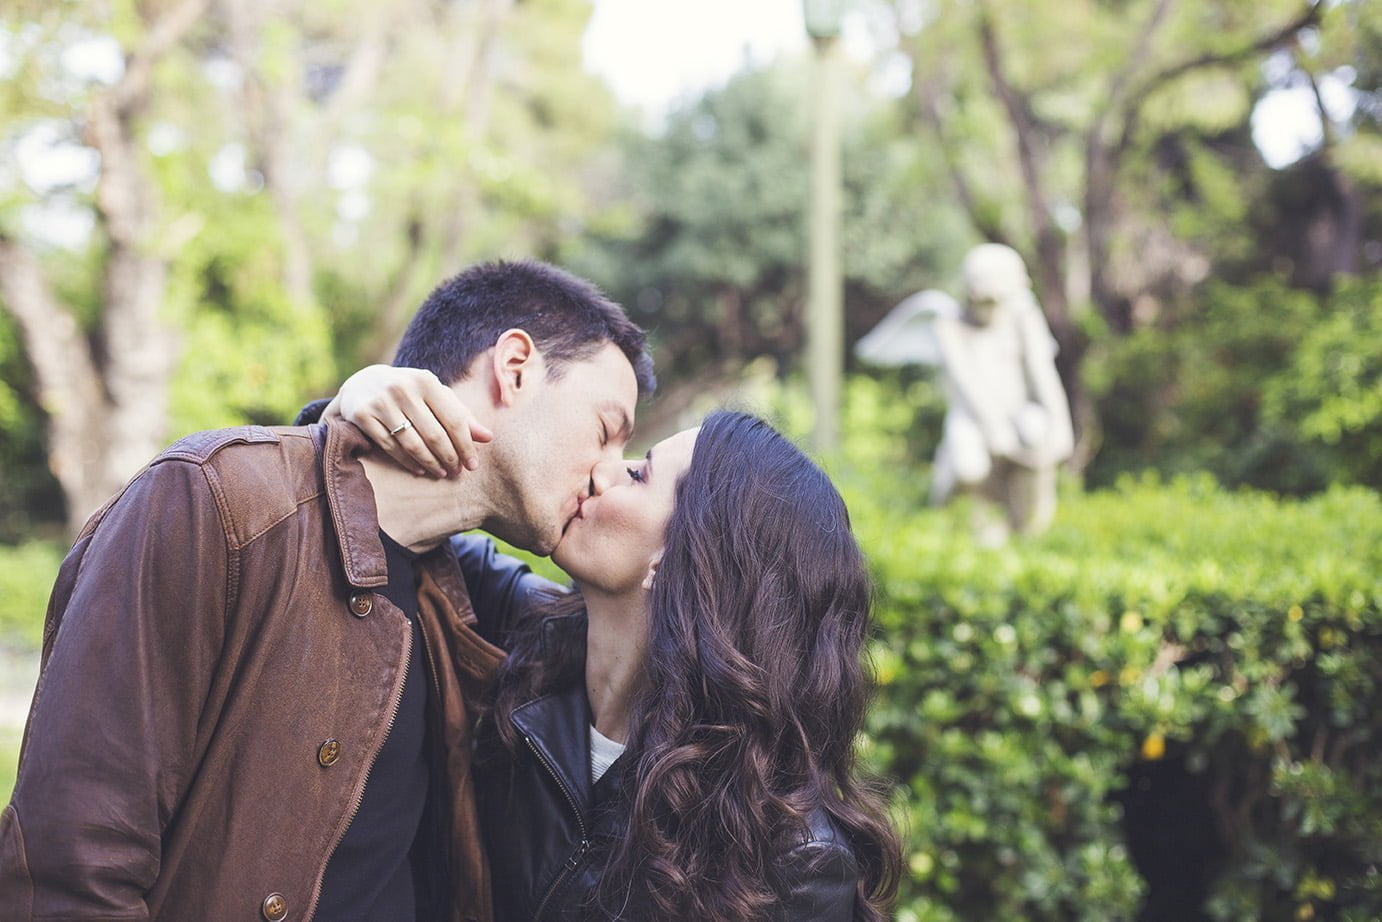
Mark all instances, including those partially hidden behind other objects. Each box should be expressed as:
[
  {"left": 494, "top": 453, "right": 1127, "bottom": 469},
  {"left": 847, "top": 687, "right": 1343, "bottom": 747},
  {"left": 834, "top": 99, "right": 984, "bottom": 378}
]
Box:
[
  {"left": 294, "top": 397, "right": 332, "bottom": 426},
  {"left": 0, "top": 459, "right": 232, "bottom": 920},
  {"left": 450, "top": 534, "right": 563, "bottom": 650}
]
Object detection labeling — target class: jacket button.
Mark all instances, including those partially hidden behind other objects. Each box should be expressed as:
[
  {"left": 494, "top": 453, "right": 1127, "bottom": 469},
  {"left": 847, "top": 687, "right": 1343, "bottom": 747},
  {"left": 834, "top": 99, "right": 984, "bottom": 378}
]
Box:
[
  {"left": 317, "top": 739, "right": 341, "bottom": 767},
  {"left": 348, "top": 592, "right": 373, "bottom": 617},
  {"left": 261, "top": 892, "right": 288, "bottom": 921}
]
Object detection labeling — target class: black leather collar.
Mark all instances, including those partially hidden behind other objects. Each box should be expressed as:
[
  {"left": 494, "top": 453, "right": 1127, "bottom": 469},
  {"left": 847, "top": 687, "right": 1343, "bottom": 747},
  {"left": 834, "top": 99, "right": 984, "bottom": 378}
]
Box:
[
  {"left": 511, "top": 684, "right": 596, "bottom": 823},
  {"left": 510, "top": 679, "right": 631, "bottom": 828}
]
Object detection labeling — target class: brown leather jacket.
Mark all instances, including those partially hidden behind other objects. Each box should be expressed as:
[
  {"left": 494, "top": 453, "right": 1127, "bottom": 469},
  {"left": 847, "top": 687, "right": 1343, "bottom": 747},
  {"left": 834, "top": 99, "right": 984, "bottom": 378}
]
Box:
[{"left": 0, "top": 422, "right": 505, "bottom": 922}]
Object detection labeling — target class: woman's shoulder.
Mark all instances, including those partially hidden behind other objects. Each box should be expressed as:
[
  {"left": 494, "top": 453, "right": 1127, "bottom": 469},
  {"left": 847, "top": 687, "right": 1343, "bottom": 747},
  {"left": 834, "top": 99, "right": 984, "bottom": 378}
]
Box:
[
  {"left": 777, "top": 807, "right": 859, "bottom": 866},
  {"left": 768, "top": 808, "right": 860, "bottom": 921}
]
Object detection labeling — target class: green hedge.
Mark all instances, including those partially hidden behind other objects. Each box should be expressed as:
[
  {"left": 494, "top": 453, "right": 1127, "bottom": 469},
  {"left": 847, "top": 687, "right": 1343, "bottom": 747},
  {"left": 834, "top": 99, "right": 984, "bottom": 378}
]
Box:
[{"left": 847, "top": 474, "right": 1382, "bottom": 922}]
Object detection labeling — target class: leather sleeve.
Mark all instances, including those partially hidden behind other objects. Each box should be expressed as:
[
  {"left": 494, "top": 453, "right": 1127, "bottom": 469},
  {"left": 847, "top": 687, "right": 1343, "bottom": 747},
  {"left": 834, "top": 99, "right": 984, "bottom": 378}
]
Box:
[
  {"left": 294, "top": 397, "right": 331, "bottom": 426},
  {"left": 0, "top": 459, "right": 232, "bottom": 920},
  {"left": 450, "top": 534, "right": 562, "bottom": 649},
  {"left": 770, "top": 842, "right": 860, "bottom": 922}
]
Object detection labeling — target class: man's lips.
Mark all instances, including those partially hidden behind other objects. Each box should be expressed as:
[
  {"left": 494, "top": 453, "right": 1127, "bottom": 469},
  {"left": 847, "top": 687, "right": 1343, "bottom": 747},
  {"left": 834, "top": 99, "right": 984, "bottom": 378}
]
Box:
[{"left": 560, "top": 496, "right": 586, "bottom": 535}]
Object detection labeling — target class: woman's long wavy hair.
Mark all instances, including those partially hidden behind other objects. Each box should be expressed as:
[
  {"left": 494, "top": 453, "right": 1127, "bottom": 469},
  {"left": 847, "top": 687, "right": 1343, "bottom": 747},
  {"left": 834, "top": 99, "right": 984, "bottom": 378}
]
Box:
[{"left": 492, "top": 410, "right": 901, "bottom": 921}]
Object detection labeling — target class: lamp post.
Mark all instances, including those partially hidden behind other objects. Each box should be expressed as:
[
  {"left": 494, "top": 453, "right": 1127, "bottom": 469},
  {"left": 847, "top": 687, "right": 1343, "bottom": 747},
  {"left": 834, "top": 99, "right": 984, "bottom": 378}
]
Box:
[{"left": 804, "top": 0, "right": 846, "bottom": 455}]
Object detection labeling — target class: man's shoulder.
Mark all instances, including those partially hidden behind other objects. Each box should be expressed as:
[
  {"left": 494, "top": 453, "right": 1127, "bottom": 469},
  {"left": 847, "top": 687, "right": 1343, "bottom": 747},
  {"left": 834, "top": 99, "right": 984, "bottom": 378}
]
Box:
[
  {"left": 160, "top": 425, "right": 285, "bottom": 462},
  {"left": 158, "top": 425, "right": 320, "bottom": 481},
  {"left": 153, "top": 425, "right": 327, "bottom": 549}
]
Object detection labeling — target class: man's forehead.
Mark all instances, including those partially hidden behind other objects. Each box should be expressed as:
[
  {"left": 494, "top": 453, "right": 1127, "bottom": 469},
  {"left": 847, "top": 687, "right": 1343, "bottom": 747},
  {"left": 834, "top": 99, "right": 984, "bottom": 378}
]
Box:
[
  {"left": 574, "top": 343, "right": 638, "bottom": 395},
  {"left": 556, "top": 345, "right": 638, "bottom": 425}
]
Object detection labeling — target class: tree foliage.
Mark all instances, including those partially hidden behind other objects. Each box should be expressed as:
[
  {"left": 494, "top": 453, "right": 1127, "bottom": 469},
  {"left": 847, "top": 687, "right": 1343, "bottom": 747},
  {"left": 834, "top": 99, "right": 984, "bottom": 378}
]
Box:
[
  {"left": 0, "top": 0, "right": 620, "bottom": 535},
  {"left": 1087, "top": 275, "right": 1382, "bottom": 493},
  {"left": 864, "top": 0, "right": 1379, "bottom": 467},
  {"left": 568, "top": 65, "right": 971, "bottom": 387}
]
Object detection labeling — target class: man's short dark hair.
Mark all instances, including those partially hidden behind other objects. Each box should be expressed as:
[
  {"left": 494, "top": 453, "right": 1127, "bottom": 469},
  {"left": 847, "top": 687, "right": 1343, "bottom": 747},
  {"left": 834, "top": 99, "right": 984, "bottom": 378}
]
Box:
[{"left": 395, "top": 260, "right": 655, "bottom": 397}]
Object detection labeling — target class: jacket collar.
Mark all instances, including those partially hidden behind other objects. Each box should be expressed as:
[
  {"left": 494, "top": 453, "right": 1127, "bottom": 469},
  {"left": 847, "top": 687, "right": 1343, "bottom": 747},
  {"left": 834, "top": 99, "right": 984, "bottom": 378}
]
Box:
[
  {"left": 511, "top": 682, "right": 597, "bottom": 819},
  {"left": 317, "top": 421, "right": 388, "bottom": 588}
]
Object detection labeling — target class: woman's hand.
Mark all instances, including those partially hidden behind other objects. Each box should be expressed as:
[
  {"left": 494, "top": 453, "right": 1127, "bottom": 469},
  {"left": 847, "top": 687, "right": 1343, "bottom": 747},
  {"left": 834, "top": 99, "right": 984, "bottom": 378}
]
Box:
[{"left": 326, "top": 365, "right": 493, "bottom": 478}]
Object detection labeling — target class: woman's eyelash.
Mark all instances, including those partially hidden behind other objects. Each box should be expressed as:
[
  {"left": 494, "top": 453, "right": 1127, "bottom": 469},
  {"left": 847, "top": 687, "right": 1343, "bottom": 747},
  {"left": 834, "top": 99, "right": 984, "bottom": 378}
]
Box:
[{"left": 627, "top": 466, "right": 646, "bottom": 483}]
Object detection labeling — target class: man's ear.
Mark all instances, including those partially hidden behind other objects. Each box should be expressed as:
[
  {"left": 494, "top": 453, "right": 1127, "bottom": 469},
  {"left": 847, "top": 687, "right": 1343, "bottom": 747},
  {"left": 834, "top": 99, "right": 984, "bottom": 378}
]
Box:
[
  {"left": 491, "top": 329, "right": 540, "bottom": 406},
  {"left": 641, "top": 550, "right": 663, "bottom": 592}
]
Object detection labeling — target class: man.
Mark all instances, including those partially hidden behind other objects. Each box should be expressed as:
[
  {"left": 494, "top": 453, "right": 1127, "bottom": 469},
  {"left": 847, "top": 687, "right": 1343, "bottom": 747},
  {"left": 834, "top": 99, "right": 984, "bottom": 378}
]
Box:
[{"left": 0, "top": 260, "right": 655, "bottom": 921}]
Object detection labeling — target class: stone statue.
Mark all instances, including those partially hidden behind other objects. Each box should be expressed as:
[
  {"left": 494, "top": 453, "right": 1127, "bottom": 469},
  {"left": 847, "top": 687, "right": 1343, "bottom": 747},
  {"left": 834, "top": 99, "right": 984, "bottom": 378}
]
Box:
[{"left": 856, "top": 243, "right": 1073, "bottom": 543}]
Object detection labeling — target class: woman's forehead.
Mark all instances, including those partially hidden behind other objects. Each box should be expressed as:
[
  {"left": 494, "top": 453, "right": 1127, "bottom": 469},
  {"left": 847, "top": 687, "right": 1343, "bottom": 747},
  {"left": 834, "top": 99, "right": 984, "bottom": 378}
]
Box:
[{"left": 650, "top": 427, "right": 700, "bottom": 473}]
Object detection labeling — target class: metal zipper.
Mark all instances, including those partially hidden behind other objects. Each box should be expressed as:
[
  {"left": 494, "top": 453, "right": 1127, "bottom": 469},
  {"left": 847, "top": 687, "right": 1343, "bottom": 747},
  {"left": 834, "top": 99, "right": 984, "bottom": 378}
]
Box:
[
  {"left": 418, "top": 620, "right": 444, "bottom": 709},
  {"left": 532, "top": 837, "right": 590, "bottom": 922},
  {"left": 304, "top": 617, "right": 413, "bottom": 921},
  {"left": 526, "top": 734, "right": 591, "bottom": 922}
]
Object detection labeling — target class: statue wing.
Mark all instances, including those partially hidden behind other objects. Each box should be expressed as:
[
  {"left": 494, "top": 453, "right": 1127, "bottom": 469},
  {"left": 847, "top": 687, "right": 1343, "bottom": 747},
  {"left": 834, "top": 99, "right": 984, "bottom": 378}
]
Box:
[{"left": 854, "top": 289, "right": 962, "bottom": 367}]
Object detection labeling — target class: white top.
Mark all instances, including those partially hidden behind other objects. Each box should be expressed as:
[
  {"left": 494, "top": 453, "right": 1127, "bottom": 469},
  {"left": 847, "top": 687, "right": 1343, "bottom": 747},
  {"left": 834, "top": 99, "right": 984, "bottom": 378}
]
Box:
[{"left": 589, "top": 725, "right": 627, "bottom": 783}]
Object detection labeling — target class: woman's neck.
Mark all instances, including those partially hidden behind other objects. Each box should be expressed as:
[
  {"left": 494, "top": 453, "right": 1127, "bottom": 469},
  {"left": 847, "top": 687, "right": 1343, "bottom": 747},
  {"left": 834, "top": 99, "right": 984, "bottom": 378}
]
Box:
[{"left": 581, "top": 587, "right": 650, "bottom": 745}]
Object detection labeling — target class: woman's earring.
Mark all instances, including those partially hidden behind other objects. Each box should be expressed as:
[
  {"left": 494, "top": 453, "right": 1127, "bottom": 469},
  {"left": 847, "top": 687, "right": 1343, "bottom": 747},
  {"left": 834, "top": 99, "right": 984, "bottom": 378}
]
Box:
[{"left": 641, "top": 552, "right": 662, "bottom": 591}]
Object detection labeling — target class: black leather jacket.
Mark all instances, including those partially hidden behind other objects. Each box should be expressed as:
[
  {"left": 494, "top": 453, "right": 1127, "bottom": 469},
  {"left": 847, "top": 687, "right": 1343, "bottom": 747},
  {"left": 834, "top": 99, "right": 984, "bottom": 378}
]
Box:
[{"left": 454, "top": 536, "right": 862, "bottom": 922}]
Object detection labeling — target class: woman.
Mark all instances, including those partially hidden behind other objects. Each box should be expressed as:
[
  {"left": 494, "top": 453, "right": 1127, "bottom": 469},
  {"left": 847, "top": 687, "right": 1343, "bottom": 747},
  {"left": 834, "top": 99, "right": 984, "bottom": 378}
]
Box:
[{"left": 335, "top": 377, "right": 900, "bottom": 921}]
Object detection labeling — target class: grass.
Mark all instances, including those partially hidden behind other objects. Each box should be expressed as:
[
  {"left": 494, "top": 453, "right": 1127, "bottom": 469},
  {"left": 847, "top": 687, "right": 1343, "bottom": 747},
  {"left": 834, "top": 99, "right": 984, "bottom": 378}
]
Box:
[
  {"left": 0, "top": 732, "right": 20, "bottom": 804},
  {"left": 0, "top": 540, "right": 61, "bottom": 649}
]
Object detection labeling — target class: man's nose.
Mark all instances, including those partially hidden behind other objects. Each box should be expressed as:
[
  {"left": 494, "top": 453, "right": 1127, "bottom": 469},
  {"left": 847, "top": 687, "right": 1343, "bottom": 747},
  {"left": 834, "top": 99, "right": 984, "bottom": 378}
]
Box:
[{"left": 589, "top": 459, "right": 625, "bottom": 496}]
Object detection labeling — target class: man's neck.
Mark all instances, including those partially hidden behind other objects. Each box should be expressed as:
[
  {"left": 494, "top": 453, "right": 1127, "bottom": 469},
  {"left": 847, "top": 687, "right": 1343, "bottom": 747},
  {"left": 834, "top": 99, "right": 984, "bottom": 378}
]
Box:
[{"left": 360, "top": 454, "right": 493, "bottom": 553}]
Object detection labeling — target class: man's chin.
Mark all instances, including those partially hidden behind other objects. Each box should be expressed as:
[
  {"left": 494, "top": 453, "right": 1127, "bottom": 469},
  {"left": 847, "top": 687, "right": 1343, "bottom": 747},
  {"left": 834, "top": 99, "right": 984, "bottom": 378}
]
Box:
[
  {"left": 529, "top": 534, "right": 558, "bottom": 558},
  {"left": 548, "top": 528, "right": 574, "bottom": 564},
  {"left": 531, "top": 517, "right": 578, "bottom": 558},
  {"left": 492, "top": 520, "right": 557, "bottom": 558}
]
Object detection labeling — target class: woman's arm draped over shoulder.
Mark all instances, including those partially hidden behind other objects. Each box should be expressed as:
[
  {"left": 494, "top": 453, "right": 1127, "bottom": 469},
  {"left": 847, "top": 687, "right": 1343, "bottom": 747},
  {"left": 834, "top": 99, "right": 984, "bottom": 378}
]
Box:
[
  {"left": 450, "top": 534, "right": 563, "bottom": 650},
  {"left": 295, "top": 365, "right": 492, "bottom": 477}
]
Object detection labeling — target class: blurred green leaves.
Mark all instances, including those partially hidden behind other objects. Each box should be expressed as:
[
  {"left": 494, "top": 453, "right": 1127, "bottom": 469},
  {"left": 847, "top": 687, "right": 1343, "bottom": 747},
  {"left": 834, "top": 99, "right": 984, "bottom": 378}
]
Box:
[
  {"left": 0, "top": 540, "right": 60, "bottom": 648},
  {"left": 1088, "top": 275, "right": 1382, "bottom": 492}
]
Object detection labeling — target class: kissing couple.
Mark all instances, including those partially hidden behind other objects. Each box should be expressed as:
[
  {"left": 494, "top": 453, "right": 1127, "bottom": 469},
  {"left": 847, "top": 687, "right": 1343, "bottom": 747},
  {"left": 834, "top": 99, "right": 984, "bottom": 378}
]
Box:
[{"left": 0, "top": 260, "right": 900, "bottom": 922}]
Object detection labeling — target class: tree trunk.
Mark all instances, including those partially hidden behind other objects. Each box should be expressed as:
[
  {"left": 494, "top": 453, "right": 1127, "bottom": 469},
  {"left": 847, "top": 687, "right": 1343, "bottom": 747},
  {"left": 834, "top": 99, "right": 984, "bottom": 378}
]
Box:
[
  {"left": 0, "top": 240, "right": 112, "bottom": 535},
  {"left": 436, "top": 0, "right": 514, "bottom": 273},
  {"left": 975, "top": 8, "right": 1071, "bottom": 334},
  {"left": 223, "top": 0, "right": 317, "bottom": 312},
  {"left": 87, "top": 88, "right": 179, "bottom": 501},
  {"left": 0, "top": 0, "right": 206, "bottom": 536},
  {"left": 370, "top": 0, "right": 515, "bottom": 359},
  {"left": 973, "top": 5, "right": 1095, "bottom": 472}
]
